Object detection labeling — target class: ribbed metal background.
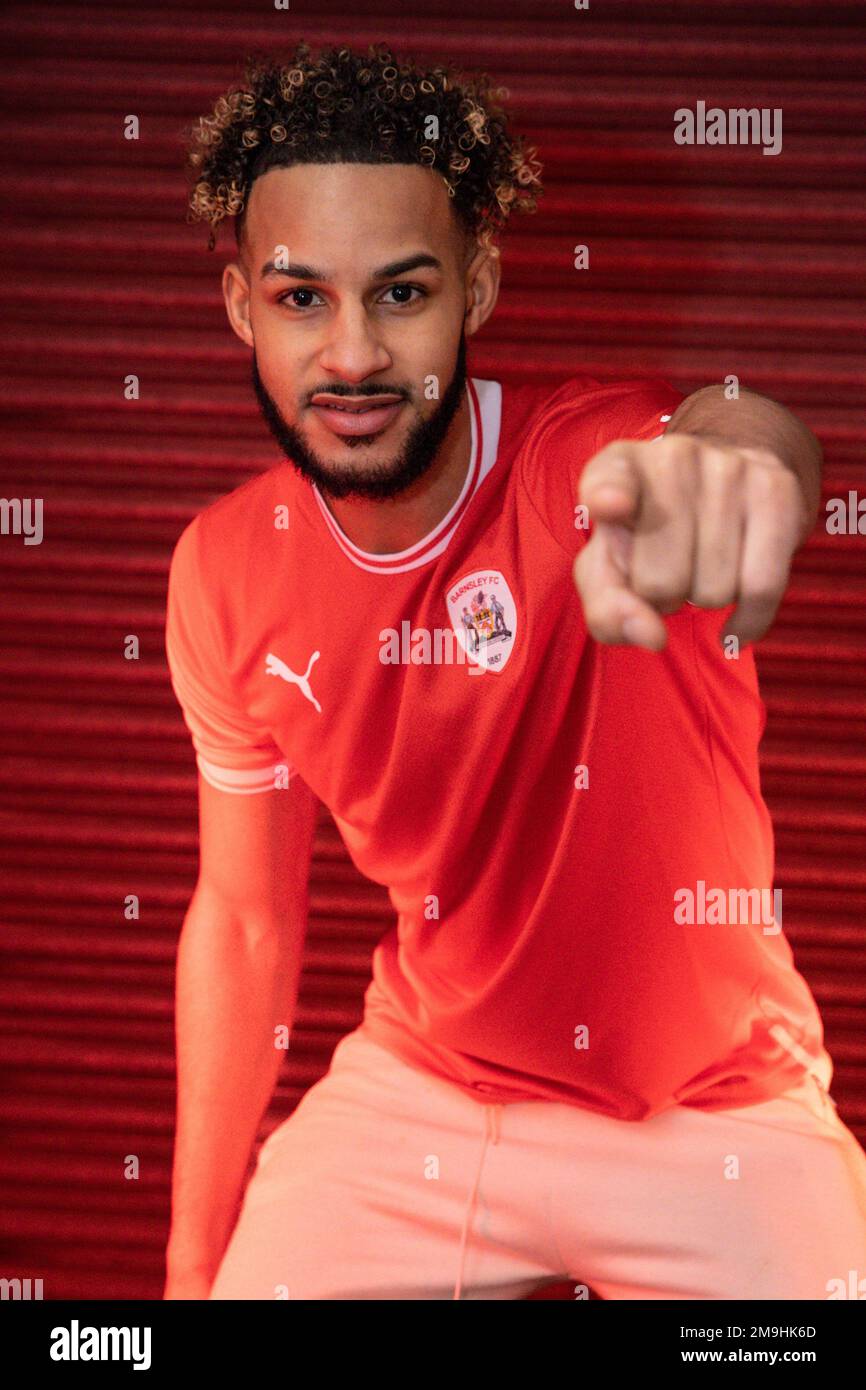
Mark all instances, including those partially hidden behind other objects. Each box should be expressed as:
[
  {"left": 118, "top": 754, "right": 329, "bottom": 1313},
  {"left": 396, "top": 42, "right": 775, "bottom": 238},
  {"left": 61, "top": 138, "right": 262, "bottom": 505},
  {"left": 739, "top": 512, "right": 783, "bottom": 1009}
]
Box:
[{"left": 0, "top": 0, "right": 863, "bottom": 1300}]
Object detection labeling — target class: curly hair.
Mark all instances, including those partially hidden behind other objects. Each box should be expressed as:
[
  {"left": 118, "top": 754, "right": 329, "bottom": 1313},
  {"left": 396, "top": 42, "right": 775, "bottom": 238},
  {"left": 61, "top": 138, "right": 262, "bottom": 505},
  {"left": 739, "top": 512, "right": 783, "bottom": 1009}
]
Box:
[{"left": 184, "top": 40, "right": 543, "bottom": 253}]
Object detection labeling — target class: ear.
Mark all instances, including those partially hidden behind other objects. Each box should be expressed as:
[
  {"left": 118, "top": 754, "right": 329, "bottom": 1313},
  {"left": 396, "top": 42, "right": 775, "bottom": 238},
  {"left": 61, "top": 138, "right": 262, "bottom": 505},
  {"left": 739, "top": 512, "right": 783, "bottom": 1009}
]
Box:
[
  {"left": 222, "top": 260, "right": 255, "bottom": 348},
  {"left": 463, "top": 244, "right": 501, "bottom": 336}
]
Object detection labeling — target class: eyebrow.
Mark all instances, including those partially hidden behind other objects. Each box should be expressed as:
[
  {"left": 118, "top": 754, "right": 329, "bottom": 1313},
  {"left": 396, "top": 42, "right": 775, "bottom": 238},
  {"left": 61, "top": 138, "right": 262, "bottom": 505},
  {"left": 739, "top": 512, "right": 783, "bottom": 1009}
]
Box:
[{"left": 259, "top": 252, "right": 443, "bottom": 281}]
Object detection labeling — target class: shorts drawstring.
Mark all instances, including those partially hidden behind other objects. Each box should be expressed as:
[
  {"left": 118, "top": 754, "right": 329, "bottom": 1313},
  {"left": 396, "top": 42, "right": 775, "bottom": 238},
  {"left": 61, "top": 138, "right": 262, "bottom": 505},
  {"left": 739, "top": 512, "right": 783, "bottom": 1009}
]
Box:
[{"left": 453, "top": 1102, "right": 502, "bottom": 1300}]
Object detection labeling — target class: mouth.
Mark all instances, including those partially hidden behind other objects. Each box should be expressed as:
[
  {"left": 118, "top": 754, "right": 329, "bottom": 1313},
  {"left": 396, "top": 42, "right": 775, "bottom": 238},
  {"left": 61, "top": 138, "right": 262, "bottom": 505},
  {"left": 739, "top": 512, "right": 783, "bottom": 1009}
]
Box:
[{"left": 310, "top": 393, "right": 405, "bottom": 439}]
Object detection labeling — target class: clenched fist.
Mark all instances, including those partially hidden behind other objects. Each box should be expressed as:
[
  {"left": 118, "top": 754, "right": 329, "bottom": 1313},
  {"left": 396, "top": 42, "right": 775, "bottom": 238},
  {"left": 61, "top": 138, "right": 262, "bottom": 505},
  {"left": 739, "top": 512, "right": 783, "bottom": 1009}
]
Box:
[{"left": 573, "top": 432, "right": 809, "bottom": 651}]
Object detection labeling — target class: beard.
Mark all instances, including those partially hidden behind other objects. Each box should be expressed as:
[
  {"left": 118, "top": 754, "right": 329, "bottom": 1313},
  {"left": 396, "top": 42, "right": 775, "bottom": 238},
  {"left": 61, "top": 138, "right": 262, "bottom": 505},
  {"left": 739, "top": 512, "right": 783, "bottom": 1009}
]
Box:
[{"left": 250, "top": 328, "right": 468, "bottom": 502}]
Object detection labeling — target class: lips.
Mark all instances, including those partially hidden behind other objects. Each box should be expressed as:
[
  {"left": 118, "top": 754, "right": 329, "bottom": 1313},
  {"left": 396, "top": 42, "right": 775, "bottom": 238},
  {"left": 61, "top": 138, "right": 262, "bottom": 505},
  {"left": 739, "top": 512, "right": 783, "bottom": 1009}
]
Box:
[{"left": 310, "top": 393, "right": 405, "bottom": 438}]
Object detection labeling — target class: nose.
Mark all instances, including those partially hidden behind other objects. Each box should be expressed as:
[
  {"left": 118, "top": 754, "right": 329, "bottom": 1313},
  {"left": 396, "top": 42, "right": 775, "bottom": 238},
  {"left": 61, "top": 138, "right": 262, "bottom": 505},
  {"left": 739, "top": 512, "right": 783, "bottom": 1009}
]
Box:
[{"left": 317, "top": 302, "right": 392, "bottom": 383}]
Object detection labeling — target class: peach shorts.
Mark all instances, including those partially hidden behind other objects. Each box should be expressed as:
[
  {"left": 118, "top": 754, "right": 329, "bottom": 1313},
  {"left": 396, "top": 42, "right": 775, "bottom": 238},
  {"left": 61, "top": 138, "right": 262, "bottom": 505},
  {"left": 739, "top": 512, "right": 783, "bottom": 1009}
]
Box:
[{"left": 208, "top": 1025, "right": 866, "bottom": 1300}]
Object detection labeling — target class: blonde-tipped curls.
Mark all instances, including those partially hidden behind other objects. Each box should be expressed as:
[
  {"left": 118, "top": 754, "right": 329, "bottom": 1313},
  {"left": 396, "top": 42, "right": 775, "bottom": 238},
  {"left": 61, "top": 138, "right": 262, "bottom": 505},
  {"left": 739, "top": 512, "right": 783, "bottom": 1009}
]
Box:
[{"left": 184, "top": 40, "right": 543, "bottom": 252}]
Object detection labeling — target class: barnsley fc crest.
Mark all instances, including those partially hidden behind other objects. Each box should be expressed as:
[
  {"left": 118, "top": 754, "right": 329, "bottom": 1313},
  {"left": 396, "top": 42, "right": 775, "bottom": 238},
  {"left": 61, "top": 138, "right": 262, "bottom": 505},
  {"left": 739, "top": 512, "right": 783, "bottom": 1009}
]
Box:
[{"left": 445, "top": 570, "right": 518, "bottom": 672}]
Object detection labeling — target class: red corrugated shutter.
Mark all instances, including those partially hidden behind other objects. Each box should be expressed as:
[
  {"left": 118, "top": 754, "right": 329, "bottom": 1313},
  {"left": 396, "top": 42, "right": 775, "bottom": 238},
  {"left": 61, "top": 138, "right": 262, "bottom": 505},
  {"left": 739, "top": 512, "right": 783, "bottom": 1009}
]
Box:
[{"left": 0, "top": 1, "right": 863, "bottom": 1300}]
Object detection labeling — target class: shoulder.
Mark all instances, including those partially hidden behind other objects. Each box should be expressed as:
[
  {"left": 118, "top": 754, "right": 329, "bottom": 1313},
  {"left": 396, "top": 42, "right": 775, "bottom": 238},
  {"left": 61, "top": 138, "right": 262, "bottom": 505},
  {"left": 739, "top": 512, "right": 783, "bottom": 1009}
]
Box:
[
  {"left": 517, "top": 374, "right": 686, "bottom": 468},
  {"left": 169, "top": 463, "right": 295, "bottom": 598}
]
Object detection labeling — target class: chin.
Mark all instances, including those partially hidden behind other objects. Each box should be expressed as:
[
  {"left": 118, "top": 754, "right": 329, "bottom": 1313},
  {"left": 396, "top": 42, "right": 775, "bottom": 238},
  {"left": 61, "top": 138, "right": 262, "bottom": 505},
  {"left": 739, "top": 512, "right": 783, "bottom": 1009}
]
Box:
[{"left": 315, "top": 425, "right": 407, "bottom": 457}]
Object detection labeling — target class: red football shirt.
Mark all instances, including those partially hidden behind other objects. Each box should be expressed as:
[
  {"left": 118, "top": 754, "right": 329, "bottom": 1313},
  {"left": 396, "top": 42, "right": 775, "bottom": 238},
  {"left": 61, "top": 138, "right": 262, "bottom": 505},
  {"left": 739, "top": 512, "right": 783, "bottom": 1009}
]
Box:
[{"left": 165, "top": 374, "right": 830, "bottom": 1120}]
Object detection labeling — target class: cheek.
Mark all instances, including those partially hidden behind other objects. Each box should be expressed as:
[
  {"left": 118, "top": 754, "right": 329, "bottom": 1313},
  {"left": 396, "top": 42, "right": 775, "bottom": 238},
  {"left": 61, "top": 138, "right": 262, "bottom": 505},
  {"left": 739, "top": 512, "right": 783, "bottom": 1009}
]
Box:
[
  {"left": 255, "top": 325, "right": 306, "bottom": 382},
  {"left": 402, "top": 313, "right": 463, "bottom": 378}
]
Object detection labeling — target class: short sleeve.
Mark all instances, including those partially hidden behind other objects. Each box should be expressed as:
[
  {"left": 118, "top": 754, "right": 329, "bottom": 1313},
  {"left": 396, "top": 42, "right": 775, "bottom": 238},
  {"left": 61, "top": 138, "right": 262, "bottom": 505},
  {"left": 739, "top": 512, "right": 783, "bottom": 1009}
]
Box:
[
  {"left": 165, "top": 517, "right": 295, "bottom": 794},
  {"left": 520, "top": 376, "right": 686, "bottom": 556},
  {"left": 587, "top": 377, "right": 685, "bottom": 452}
]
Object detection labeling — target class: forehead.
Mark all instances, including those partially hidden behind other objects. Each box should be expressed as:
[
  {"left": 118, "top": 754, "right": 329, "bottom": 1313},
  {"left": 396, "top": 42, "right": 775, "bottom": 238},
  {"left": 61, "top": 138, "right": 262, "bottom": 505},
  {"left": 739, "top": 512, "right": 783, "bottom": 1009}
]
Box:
[{"left": 243, "top": 162, "right": 465, "bottom": 266}]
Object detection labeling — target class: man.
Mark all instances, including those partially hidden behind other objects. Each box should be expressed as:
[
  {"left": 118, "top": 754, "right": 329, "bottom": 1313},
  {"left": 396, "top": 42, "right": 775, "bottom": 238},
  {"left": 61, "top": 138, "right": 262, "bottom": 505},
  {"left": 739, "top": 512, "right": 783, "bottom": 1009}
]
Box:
[{"left": 164, "top": 41, "right": 866, "bottom": 1300}]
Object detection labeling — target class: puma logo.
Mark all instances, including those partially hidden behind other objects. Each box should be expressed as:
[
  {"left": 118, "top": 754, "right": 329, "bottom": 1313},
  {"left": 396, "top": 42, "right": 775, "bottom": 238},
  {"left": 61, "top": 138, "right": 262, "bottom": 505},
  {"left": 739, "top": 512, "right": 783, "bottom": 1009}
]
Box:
[{"left": 265, "top": 650, "right": 322, "bottom": 713}]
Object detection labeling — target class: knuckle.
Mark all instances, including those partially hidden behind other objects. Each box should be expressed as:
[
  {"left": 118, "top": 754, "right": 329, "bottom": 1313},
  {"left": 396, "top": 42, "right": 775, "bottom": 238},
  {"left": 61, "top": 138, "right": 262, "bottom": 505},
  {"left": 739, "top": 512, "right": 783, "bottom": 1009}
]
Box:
[
  {"left": 690, "top": 583, "right": 734, "bottom": 609},
  {"left": 632, "top": 573, "right": 689, "bottom": 608},
  {"left": 648, "top": 448, "right": 682, "bottom": 476},
  {"left": 701, "top": 449, "right": 741, "bottom": 483},
  {"left": 748, "top": 462, "right": 793, "bottom": 502},
  {"left": 744, "top": 445, "right": 785, "bottom": 469}
]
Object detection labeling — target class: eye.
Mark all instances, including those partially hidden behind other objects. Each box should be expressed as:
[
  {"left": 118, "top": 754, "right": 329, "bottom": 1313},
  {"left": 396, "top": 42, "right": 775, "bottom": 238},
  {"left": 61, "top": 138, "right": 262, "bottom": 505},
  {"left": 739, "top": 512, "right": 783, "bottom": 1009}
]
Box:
[
  {"left": 276, "top": 283, "right": 427, "bottom": 310},
  {"left": 277, "top": 288, "right": 325, "bottom": 309},
  {"left": 380, "top": 283, "right": 426, "bottom": 305}
]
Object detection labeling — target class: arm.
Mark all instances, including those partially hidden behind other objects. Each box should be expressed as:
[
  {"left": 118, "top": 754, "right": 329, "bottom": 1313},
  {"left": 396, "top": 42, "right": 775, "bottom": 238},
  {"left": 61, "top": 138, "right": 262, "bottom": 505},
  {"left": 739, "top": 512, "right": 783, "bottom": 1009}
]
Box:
[
  {"left": 164, "top": 770, "right": 319, "bottom": 1297},
  {"left": 573, "top": 384, "right": 823, "bottom": 651}
]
